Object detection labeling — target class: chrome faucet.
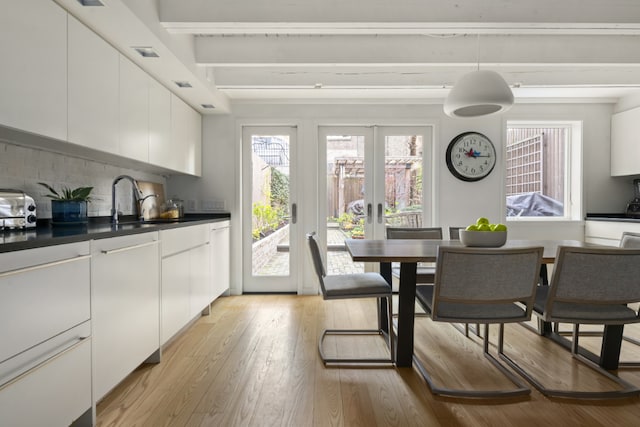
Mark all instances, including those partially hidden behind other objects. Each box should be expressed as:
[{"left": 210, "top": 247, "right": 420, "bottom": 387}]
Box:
[{"left": 111, "top": 175, "right": 143, "bottom": 223}]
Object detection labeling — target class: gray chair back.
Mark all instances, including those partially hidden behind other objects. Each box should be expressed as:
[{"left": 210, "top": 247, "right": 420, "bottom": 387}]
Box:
[
  {"left": 449, "top": 227, "right": 463, "bottom": 240},
  {"left": 431, "top": 246, "right": 543, "bottom": 323},
  {"left": 306, "top": 233, "right": 327, "bottom": 291},
  {"left": 546, "top": 246, "right": 640, "bottom": 314},
  {"left": 620, "top": 231, "right": 640, "bottom": 248},
  {"left": 386, "top": 227, "right": 442, "bottom": 240}
]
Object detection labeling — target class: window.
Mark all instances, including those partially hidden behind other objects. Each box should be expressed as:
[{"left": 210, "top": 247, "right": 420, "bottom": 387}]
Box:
[{"left": 505, "top": 121, "right": 582, "bottom": 220}]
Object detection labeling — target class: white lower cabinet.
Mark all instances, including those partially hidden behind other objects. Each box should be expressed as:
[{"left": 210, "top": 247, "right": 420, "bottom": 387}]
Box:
[
  {"left": 91, "top": 232, "right": 160, "bottom": 401},
  {"left": 160, "top": 224, "right": 211, "bottom": 345},
  {"left": 584, "top": 220, "right": 640, "bottom": 246},
  {"left": 0, "top": 241, "right": 92, "bottom": 427},
  {"left": 210, "top": 220, "right": 231, "bottom": 299}
]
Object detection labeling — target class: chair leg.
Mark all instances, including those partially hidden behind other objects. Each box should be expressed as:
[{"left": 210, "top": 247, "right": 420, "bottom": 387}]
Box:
[
  {"left": 318, "top": 296, "right": 395, "bottom": 367},
  {"left": 501, "top": 324, "right": 640, "bottom": 399},
  {"left": 413, "top": 323, "right": 531, "bottom": 399}
]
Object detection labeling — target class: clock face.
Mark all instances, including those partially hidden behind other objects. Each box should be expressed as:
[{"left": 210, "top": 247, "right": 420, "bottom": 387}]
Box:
[{"left": 446, "top": 132, "right": 496, "bottom": 182}]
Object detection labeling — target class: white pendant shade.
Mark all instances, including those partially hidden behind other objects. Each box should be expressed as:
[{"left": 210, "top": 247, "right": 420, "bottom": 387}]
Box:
[{"left": 443, "top": 70, "right": 514, "bottom": 118}]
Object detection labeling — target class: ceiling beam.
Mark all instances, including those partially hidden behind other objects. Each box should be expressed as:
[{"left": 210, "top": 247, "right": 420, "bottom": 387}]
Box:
[
  {"left": 159, "top": 0, "right": 640, "bottom": 31},
  {"left": 195, "top": 34, "right": 640, "bottom": 66}
]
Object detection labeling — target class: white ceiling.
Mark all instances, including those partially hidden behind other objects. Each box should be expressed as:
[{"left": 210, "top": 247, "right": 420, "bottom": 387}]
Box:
[{"left": 53, "top": 0, "right": 640, "bottom": 114}]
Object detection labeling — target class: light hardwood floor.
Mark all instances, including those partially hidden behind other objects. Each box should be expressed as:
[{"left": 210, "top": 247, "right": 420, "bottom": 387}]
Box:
[{"left": 97, "top": 295, "right": 640, "bottom": 427}]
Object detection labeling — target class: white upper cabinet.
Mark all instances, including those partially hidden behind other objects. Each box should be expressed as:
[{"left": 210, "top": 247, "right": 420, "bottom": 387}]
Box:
[
  {"left": 119, "top": 55, "right": 150, "bottom": 162},
  {"left": 171, "top": 94, "right": 203, "bottom": 176},
  {"left": 149, "top": 78, "right": 172, "bottom": 168},
  {"left": 0, "top": 0, "right": 67, "bottom": 141},
  {"left": 611, "top": 107, "right": 640, "bottom": 176},
  {"left": 68, "top": 15, "right": 119, "bottom": 154}
]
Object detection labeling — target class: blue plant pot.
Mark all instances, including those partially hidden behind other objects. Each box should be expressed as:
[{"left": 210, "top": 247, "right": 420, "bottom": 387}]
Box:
[{"left": 51, "top": 200, "right": 88, "bottom": 225}]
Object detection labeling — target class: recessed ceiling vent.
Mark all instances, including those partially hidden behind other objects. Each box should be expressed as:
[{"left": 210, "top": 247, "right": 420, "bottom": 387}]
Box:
[
  {"left": 201, "top": 104, "right": 215, "bottom": 109},
  {"left": 132, "top": 47, "right": 159, "bottom": 58},
  {"left": 174, "top": 81, "right": 193, "bottom": 88},
  {"left": 77, "top": 0, "right": 105, "bottom": 6}
]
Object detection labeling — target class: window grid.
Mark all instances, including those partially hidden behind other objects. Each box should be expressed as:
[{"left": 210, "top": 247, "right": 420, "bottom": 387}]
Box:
[{"left": 506, "top": 134, "right": 544, "bottom": 196}]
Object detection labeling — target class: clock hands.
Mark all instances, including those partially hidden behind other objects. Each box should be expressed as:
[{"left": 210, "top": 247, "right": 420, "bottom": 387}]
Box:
[{"left": 464, "top": 148, "right": 490, "bottom": 158}]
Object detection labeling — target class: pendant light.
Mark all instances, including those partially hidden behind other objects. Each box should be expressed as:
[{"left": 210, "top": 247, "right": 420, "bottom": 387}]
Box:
[{"left": 443, "top": 35, "right": 514, "bottom": 118}]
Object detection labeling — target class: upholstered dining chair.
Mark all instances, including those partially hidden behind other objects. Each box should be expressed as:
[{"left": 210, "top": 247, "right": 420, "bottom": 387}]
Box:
[
  {"left": 306, "top": 232, "right": 395, "bottom": 366},
  {"left": 414, "top": 245, "right": 544, "bottom": 398},
  {"left": 386, "top": 227, "right": 443, "bottom": 285},
  {"left": 448, "top": 226, "right": 463, "bottom": 240},
  {"left": 503, "top": 246, "right": 640, "bottom": 399}
]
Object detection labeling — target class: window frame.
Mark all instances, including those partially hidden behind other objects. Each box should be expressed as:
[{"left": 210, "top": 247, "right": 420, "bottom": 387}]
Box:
[{"left": 504, "top": 120, "right": 583, "bottom": 222}]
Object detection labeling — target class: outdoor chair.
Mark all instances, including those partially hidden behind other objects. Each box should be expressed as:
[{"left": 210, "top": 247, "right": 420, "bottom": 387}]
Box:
[
  {"left": 414, "top": 245, "right": 544, "bottom": 398},
  {"left": 503, "top": 246, "right": 640, "bottom": 399},
  {"left": 306, "top": 232, "right": 395, "bottom": 366}
]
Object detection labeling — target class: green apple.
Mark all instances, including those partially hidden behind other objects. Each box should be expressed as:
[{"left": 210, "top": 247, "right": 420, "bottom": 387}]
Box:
[
  {"left": 477, "top": 223, "right": 491, "bottom": 231},
  {"left": 465, "top": 224, "right": 478, "bottom": 231},
  {"left": 493, "top": 223, "right": 507, "bottom": 232},
  {"left": 476, "top": 217, "right": 490, "bottom": 226}
]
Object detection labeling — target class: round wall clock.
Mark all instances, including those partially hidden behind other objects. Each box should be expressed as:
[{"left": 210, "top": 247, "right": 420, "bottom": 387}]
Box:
[{"left": 445, "top": 132, "right": 496, "bottom": 182}]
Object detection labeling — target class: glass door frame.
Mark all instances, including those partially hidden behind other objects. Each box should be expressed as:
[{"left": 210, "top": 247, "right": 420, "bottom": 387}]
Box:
[
  {"left": 241, "top": 125, "right": 299, "bottom": 293},
  {"left": 318, "top": 125, "right": 434, "bottom": 273}
]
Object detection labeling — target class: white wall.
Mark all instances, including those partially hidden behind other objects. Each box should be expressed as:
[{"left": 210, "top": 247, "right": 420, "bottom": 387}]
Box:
[{"left": 166, "top": 101, "right": 628, "bottom": 294}]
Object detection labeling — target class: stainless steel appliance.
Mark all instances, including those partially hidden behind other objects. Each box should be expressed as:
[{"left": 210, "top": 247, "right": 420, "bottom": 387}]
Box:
[{"left": 0, "top": 189, "right": 37, "bottom": 229}]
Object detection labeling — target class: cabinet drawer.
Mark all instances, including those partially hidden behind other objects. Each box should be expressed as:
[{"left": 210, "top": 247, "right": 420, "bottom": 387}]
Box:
[
  {"left": 161, "top": 224, "right": 209, "bottom": 257},
  {"left": 0, "top": 337, "right": 91, "bottom": 427},
  {"left": 0, "top": 242, "right": 91, "bottom": 363},
  {"left": 584, "top": 220, "right": 640, "bottom": 243}
]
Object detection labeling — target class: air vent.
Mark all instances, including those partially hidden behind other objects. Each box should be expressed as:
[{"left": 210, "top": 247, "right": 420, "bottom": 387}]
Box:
[
  {"left": 132, "top": 47, "right": 159, "bottom": 58},
  {"left": 77, "top": 0, "right": 105, "bottom": 6},
  {"left": 174, "top": 81, "right": 192, "bottom": 88},
  {"left": 201, "top": 104, "right": 215, "bottom": 109}
]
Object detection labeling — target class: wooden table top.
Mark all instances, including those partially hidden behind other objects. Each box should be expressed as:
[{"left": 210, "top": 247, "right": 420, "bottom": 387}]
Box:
[{"left": 345, "top": 239, "right": 593, "bottom": 264}]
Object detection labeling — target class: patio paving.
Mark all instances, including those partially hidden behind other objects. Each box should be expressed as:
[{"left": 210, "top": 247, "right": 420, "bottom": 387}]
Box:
[{"left": 255, "top": 227, "right": 363, "bottom": 276}]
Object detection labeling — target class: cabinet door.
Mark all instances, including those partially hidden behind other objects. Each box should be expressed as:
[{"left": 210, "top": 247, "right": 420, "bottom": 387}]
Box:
[
  {"left": 190, "top": 242, "right": 212, "bottom": 317},
  {"left": 161, "top": 251, "right": 191, "bottom": 345},
  {"left": 0, "top": 338, "right": 91, "bottom": 427},
  {"left": 171, "top": 94, "right": 202, "bottom": 175},
  {"left": 119, "top": 55, "right": 149, "bottom": 162},
  {"left": 611, "top": 107, "right": 640, "bottom": 176},
  {"left": 211, "top": 223, "right": 230, "bottom": 299},
  {"left": 149, "top": 79, "right": 172, "bottom": 168},
  {"left": 91, "top": 233, "right": 160, "bottom": 401},
  {"left": 0, "top": 0, "right": 67, "bottom": 140},
  {"left": 68, "top": 15, "right": 119, "bottom": 154}
]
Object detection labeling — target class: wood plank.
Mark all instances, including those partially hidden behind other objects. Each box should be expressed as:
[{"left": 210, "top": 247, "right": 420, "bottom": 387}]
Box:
[{"left": 97, "top": 295, "right": 640, "bottom": 427}]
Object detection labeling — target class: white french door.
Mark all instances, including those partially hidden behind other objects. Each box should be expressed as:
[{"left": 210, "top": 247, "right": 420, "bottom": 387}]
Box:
[
  {"left": 318, "top": 125, "right": 432, "bottom": 275},
  {"left": 242, "top": 126, "right": 299, "bottom": 293}
]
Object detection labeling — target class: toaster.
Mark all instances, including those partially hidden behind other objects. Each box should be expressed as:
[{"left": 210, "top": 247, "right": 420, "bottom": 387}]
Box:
[{"left": 0, "top": 189, "right": 37, "bottom": 229}]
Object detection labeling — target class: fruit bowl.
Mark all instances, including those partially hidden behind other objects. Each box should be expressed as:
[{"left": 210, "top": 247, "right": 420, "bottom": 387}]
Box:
[{"left": 459, "top": 230, "right": 507, "bottom": 247}]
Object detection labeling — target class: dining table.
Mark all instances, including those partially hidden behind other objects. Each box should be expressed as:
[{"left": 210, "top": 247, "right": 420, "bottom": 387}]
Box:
[{"left": 344, "top": 238, "right": 624, "bottom": 370}]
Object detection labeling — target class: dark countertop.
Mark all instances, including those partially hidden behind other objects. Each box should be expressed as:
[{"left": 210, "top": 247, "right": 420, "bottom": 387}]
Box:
[
  {"left": 585, "top": 213, "right": 640, "bottom": 223},
  {"left": 0, "top": 213, "right": 230, "bottom": 253}
]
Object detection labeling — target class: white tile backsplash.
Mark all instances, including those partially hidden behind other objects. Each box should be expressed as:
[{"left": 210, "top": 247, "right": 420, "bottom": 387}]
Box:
[{"left": 0, "top": 141, "right": 166, "bottom": 219}]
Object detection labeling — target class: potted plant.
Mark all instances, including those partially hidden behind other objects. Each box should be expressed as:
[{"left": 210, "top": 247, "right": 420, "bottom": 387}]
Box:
[{"left": 39, "top": 182, "right": 94, "bottom": 225}]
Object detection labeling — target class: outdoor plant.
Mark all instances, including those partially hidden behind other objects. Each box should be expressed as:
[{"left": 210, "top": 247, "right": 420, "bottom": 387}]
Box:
[
  {"left": 252, "top": 201, "right": 281, "bottom": 240},
  {"left": 38, "top": 182, "right": 94, "bottom": 202}
]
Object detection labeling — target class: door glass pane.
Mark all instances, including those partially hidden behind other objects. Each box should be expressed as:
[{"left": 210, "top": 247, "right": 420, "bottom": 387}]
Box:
[
  {"left": 383, "top": 135, "right": 424, "bottom": 228},
  {"left": 251, "top": 135, "right": 290, "bottom": 276},
  {"left": 325, "top": 134, "right": 365, "bottom": 275}
]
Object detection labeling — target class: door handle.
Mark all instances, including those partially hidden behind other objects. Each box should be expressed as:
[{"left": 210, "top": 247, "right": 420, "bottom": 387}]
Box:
[
  {"left": 367, "top": 203, "right": 372, "bottom": 224},
  {"left": 291, "top": 203, "right": 297, "bottom": 224},
  {"left": 377, "top": 203, "right": 383, "bottom": 224}
]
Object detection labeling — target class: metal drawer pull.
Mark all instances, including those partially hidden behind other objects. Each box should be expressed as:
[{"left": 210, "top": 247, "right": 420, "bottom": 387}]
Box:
[
  {"left": 0, "top": 254, "right": 91, "bottom": 279},
  {"left": 101, "top": 240, "right": 158, "bottom": 255},
  {"left": 0, "top": 336, "right": 88, "bottom": 390}
]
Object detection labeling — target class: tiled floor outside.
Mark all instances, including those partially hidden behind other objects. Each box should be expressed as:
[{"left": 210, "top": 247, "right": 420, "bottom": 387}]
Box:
[{"left": 255, "top": 227, "right": 363, "bottom": 276}]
